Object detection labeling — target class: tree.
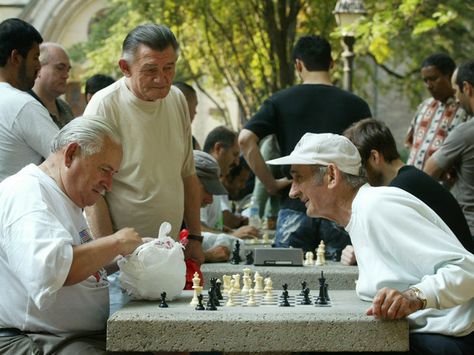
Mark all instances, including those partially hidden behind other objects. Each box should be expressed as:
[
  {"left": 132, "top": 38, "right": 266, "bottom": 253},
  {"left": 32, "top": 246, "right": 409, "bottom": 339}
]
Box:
[{"left": 71, "top": 0, "right": 473, "bottom": 124}]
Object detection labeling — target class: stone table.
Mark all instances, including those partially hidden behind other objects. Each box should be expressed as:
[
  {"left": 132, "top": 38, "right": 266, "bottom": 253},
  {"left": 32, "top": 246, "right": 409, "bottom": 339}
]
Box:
[
  {"left": 201, "top": 261, "right": 358, "bottom": 290},
  {"left": 107, "top": 290, "right": 408, "bottom": 353}
]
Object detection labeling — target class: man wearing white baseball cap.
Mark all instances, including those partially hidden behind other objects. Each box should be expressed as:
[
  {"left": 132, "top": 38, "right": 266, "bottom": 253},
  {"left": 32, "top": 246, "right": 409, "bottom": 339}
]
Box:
[{"left": 267, "top": 132, "right": 474, "bottom": 355}]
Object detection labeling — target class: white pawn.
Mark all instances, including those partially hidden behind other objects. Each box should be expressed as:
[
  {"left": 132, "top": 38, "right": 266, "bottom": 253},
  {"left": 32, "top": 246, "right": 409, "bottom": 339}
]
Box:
[
  {"left": 226, "top": 280, "right": 236, "bottom": 306},
  {"left": 315, "top": 241, "right": 326, "bottom": 266},
  {"left": 263, "top": 277, "right": 274, "bottom": 302},
  {"left": 222, "top": 274, "right": 232, "bottom": 294},
  {"left": 254, "top": 272, "right": 264, "bottom": 294},
  {"left": 247, "top": 289, "right": 257, "bottom": 306},
  {"left": 241, "top": 275, "right": 252, "bottom": 294},
  {"left": 304, "top": 251, "right": 314, "bottom": 266}
]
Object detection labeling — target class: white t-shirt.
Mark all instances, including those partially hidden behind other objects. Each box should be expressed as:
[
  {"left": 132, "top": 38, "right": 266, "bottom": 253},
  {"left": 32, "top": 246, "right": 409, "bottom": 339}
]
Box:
[
  {"left": 0, "top": 165, "right": 109, "bottom": 334},
  {"left": 201, "top": 196, "right": 224, "bottom": 230},
  {"left": 84, "top": 78, "right": 195, "bottom": 238},
  {"left": 0, "top": 82, "right": 59, "bottom": 182},
  {"left": 346, "top": 184, "right": 474, "bottom": 336}
]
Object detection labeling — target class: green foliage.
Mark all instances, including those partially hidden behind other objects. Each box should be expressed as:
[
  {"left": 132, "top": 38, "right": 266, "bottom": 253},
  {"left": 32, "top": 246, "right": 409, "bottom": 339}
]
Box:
[{"left": 71, "top": 0, "right": 474, "bottom": 123}]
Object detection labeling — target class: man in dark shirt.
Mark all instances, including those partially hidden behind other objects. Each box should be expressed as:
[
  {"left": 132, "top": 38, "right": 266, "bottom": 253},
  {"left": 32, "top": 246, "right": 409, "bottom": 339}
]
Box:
[
  {"left": 239, "top": 35, "right": 371, "bottom": 254},
  {"left": 342, "top": 118, "right": 474, "bottom": 265}
]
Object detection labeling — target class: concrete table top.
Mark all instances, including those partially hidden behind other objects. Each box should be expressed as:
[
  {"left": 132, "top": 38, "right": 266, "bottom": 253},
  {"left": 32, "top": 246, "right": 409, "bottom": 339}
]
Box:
[
  {"left": 201, "top": 261, "right": 359, "bottom": 290},
  {"left": 107, "top": 290, "right": 409, "bottom": 353}
]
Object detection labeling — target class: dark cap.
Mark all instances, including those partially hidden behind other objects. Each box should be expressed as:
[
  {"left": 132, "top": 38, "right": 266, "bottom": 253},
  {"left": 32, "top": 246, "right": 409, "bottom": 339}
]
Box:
[{"left": 194, "top": 150, "right": 227, "bottom": 195}]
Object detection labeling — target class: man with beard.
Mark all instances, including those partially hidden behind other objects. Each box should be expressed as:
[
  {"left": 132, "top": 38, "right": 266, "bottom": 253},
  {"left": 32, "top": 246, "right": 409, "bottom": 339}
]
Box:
[
  {"left": 0, "top": 18, "right": 59, "bottom": 182},
  {"left": 425, "top": 60, "right": 474, "bottom": 239}
]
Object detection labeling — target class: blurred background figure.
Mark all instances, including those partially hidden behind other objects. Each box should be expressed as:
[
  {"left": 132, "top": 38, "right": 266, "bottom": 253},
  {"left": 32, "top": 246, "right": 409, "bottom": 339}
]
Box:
[
  {"left": 174, "top": 81, "right": 200, "bottom": 150},
  {"left": 84, "top": 73, "right": 115, "bottom": 104}
]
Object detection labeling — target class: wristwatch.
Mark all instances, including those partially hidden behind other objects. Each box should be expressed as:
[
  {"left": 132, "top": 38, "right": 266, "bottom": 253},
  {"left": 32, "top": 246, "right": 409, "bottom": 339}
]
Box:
[
  {"left": 187, "top": 234, "right": 203, "bottom": 243},
  {"left": 409, "top": 286, "right": 427, "bottom": 310}
]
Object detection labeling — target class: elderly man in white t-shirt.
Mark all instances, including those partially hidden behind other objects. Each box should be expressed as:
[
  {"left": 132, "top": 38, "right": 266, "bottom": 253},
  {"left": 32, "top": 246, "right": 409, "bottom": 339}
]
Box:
[
  {"left": 267, "top": 133, "right": 474, "bottom": 355},
  {"left": 0, "top": 117, "right": 142, "bottom": 353},
  {"left": 84, "top": 23, "right": 204, "bottom": 266}
]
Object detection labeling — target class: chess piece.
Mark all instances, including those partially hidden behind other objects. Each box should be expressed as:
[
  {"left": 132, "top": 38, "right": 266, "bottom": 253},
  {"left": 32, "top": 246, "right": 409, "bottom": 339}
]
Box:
[
  {"left": 206, "top": 291, "right": 217, "bottom": 311},
  {"left": 195, "top": 294, "right": 205, "bottom": 310},
  {"left": 222, "top": 274, "right": 232, "bottom": 294},
  {"left": 226, "top": 282, "right": 236, "bottom": 307},
  {"left": 230, "top": 240, "right": 242, "bottom": 264},
  {"left": 232, "top": 274, "right": 241, "bottom": 291},
  {"left": 263, "top": 277, "right": 274, "bottom": 302},
  {"left": 192, "top": 271, "right": 201, "bottom": 287},
  {"left": 245, "top": 250, "right": 254, "bottom": 265},
  {"left": 241, "top": 275, "right": 252, "bottom": 295},
  {"left": 254, "top": 272, "right": 264, "bottom": 294},
  {"left": 190, "top": 272, "right": 203, "bottom": 306},
  {"left": 304, "top": 251, "right": 314, "bottom": 266},
  {"left": 243, "top": 267, "right": 252, "bottom": 279},
  {"left": 246, "top": 289, "right": 257, "bottom": 306},
  {"left": 215, "top": 279, "right": 223, "bottom": 300},
  {"left": 301, "top": 287, "right": 312, "bottom": 305},
  {"left": 300, "top": 280, "right": 307, "bottom": 296},
  {"left": 262, "top": 232, "right": 270, "bottom": 243},
  {"left": 159, "top": 292, "right": 168, "bottom": 308},
  {"left": 209, "top": 278, "right": 220, "bottom": 307},
  {"left": 315, "top": 240, "right": 326, "bottom": 266},
  {"left": 324, "top": 283, "right": 330, "bottom": 302},
  {"left": 279, "top": 284, "right": 290, "bottom": 307},
  {"left": 315, "top": 271, "right": 328, "bottom": 305}
]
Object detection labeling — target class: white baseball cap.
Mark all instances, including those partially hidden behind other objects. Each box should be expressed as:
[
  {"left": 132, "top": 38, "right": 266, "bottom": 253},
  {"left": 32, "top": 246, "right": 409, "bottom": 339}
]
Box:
[{"left": 266, "top": 133, "right": 362, "bottom": 176}]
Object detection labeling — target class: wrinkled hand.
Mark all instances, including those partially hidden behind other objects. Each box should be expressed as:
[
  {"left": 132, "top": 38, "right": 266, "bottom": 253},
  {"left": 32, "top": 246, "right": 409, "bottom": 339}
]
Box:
[
  {"left": 113, "top": 227, "right": 142, "bottom": 256},
  {"left": 232, "top": 225, "right": 260, "bottom": 238},
  {"left": 204, "top": 246, "right": 230, "bottom": 263},
  {"left": 366, "top": 287, "right": 423, "bottom": 320},
  {"left": 184, "top": 239, "right": 205, "bottom": 265},
  {"left": 341, "top": 245, "right": 357, "bottom": 265}
]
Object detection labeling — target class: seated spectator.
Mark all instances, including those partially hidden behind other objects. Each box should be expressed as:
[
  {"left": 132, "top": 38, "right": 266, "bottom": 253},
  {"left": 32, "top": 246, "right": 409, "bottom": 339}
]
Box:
[
  {"left": 174, "top": 81, "right": 200, "bottom": 149},
  {"left": 268, "top": 132, "right": 474, "bottom": 355},
  {"left": 84, "top": 74, "right": 115, "bottom": 103},
  {"left": 194, "top": 150, "right": 243, "bottom": 262},
  {"left": 0, "top": 117, "right": 142, "bottom": 353},
  {"left": 30, "top": 42, "right": 74, "bottom": 128},
  {"left": 201, "top": 126, "right": 259, "bottom": 239},
  {"left": 341, "top": 118, "right": 474, "bottom": 265},
  {"left": 221, "top": 156, "right": 251, "bottom": 229}
]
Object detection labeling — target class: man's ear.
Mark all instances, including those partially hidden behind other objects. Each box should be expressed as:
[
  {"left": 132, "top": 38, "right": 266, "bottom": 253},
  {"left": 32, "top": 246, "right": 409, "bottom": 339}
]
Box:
[
  {"left": 118, "top": 59, "right": 131, "bottom": 77},
  {"left": 295, "top": 59, "right": 303, "bottom": 73},
  {"left": 213, "top": 142, "right": 226, "bottom": 155},
  {"left": 64, "top": 142, "right": 80, "bottom": 168},
  {"left": 9, "top": 49, "right": 23, "bottom": 67},
  {"left": 370, "top": 149, "right": 382, "bottom": 165},
  {"left": 464, "top": 81, "right": 473, "bottom": 97},
  {"left": 326, "top": 164, "right": 339, "bottom": 188}
]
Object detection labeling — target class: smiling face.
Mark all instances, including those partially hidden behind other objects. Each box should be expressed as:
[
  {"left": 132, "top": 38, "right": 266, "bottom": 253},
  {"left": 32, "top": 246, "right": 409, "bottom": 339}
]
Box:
[
  {"left": 63, "top": 136, "right": 122, "bottom": 208},
  {"left": 289, "top": 164, "right": 329, "bottom": 218},
  {"left": 120, "top": 44, "right": 177, "bottom": 101}
]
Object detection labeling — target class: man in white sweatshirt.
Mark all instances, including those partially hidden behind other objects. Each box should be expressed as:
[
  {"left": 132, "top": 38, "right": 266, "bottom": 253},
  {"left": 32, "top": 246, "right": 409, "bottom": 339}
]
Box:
[{"left": 267, "top": 132, "right": 474, "bottom": 355}]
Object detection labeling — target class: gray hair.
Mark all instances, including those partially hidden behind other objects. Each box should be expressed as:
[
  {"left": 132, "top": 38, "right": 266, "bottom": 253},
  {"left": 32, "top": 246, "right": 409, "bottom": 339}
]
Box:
[
  {"left": 51, "top": 116, "right": 121, "bottom": 156},
  {"left": 39, "top": 42, "right": 67, "bottom": 65},
  {"left": 312, "top": 165, "right": 367, "bottom": 188},
  {"left": 122, "top": 24, "right": 179, "bottom": 63}
]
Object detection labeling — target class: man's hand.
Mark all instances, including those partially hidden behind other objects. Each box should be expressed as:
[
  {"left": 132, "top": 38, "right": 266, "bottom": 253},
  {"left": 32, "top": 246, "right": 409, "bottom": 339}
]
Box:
[
  {"left": 113, "top": 227, "right": 143, "bottom": 256},
  {"left": 341, "top": 245, "right": 357, "bottom": 265},
  {"left": 268, "top": 177, "right": 292, "bottom": 195},
  {"left": 184, "top": 239, "right": 205, "bottom": 265},
  {"left": 204, "top": 246, "right": 230, "bottom": 262},
  {"left": 366, "top": 287, "right": 423, "bottom": 320},
  {"left": 232, "top": 225, "right": 260, "bottom": 238}
]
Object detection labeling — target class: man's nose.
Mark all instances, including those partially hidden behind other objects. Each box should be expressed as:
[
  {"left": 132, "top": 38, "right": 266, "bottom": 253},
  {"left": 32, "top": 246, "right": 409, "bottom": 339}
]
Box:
[{"left": 289, "top": 182, "right": 299, "bottom": 199}]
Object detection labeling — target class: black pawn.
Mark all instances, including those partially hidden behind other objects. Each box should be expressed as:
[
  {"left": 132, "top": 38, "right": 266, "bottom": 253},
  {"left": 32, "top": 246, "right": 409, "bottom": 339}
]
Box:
[
  {"left": 300, "top": 281, "right": 307, "bottom": 296},
  {"left": 301, "top": 287, "right": 312, "bottom": 305},
  {"left": 245, "top": 250, "right": 254, "bottom": 265},
  {"left": 280, "top": 283, "right": 290, "bottom": 307},
  {"left": 159, "top": 292, "right": 168, "bottom": 308},
  {"left": 315, "top": 271, "right": 328, "bottom": 305},
  {"left": 195, "top": 294, "right": 205, "bottom": 310},
  {"left": 215, "top": 279, "right": 223, "bottom": 300},
  {"left": 230, "top": 240, "right": 242, "bottom": 264}
]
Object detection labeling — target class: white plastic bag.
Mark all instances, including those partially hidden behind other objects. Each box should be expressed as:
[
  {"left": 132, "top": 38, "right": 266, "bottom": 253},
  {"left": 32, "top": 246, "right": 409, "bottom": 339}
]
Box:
[{"left": 118, "top": 222, "right": 186, "bottom": 300}]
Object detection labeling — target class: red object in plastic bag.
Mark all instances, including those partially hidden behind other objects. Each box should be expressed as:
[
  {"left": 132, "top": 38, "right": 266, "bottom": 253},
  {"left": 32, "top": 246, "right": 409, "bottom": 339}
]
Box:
[{"left": 181, "top": 229, "right": 203, "bottom": 290}]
